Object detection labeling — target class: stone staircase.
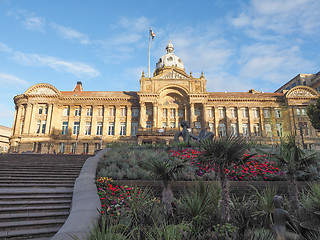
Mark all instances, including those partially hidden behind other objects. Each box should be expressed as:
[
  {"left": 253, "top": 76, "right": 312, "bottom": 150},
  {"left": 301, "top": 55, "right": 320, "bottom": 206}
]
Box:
[{"left": 0, "top": 154, "right": 90, "bottom": 240}]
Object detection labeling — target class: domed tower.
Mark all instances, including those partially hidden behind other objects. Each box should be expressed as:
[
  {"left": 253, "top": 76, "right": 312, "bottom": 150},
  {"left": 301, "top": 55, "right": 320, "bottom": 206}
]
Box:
[{"left": 155, "top": 41, "right": 185, "bottom": 74}]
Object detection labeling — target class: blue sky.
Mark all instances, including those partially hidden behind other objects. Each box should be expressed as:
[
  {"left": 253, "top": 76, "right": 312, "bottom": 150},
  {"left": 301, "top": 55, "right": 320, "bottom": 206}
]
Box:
[{"left": 0, "top": 0, "right": 319, "bottom": 127}]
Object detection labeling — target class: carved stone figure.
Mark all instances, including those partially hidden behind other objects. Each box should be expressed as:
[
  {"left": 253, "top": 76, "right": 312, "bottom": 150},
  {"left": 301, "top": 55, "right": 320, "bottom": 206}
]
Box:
[
  {"left": 272, "top": 195, "right": 302, "bottom": 240},
  {"left": 174, "top": 121, "right": 214, "bottom": 145}
]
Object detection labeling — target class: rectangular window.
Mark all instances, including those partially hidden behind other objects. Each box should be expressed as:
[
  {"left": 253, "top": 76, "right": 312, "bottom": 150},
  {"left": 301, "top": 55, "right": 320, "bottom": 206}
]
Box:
[
  {"left": 59, "top": 143, "right": 65, "bottom": 153},
  {"left": 209, "top": 123, "right": 214, "bottom": 134},
  {"left": 146, "top": 121, "right": 152, "bottom": 129},
  {"left": 75, "top": 107, "right": 81, "bottom": 116},
  {"left": 254, "top": 124, "right": 260, "bottom": 136},
  {"left": 230, "top": 108, "right": 236, "bottom": 118},
  {"left": 301, "top": 108, "right": 306, "bottom": 116},
  {"left": 194, "top": 121, "right": 201, "bottom": 129},
  {"left": 96, "top": 122, "right": 103, "bottom": 135},
  {"left": 119, "top": 122, "right": 126, "bottom": 136},
  {"left": 131, "top": 122, "right": 138, "bottom": 136},
  {"left": 41, "top": 121, "right": 46, "bottom": 134},
  {"left": 170, "top": 122, "right": 176, "bottom": 128},
  {"left": 86, "top": 107, "right": 92, "bottom": 117},
  {"left": 95, "top": 143, "right": 101, "bottom": 151},
  {"left": 71, "top": 143, "right": 76, "bottom": 154},
  {"left": 219, "top": 108, "right": 225, "bottom": 118},
  {"left": 265, "top": 124, "right": 272, "bottom": 137},
  {"left": 84, "top": 122, "right": 91, "bottom": 135},
  {"left": 276, "top": 123, "right": 283, "bottom": 137},
  {"left": 162, "top": 108, "right": 168, "bottom": 117},
  {"left": 208, "top": 108, "right": 214, "bottom": 118},
  {"left": 297, "top": 108, "right": 301, "bottom": 116},
  {"left": 83, "top": 143, "right": 89, "bottom": 154},
  {"left": 62, "top": 121, "right": 68, "bottom": 135},
  {"left": 44, "top": 106, "right": 48, "bottom": 115},
  {"left": 108, "top": 107, "right": 115, "bottom": 117},
  {"left": 108, "top": 122, "right": 115, "bottom": 136},
  {"left": 242, "top": 123, "right": 249, "bottom": 136},
  {"left": 298, "top": 122, "right": 309, "bottom": 136},
  {"left": 219, "top": 123, "right": 226, "bottom": 137},
  {"left": 146, "top": 108, "right": 152, "bottom": 116},
  {"left": 38, "top": 107, "right": 43, "bottom": 115},
  {"left": 242, "top": 108, "right": 248, "bottom": 118},
  {"left": 132, "top": 108, "right": 139, "bottom": 117},
  {"left": 275, "top": 109, "right": 281, "bottom": 118},
  {"left": 170, "top": 109, "right": 176, "bottom": 118},
  {"left": 253, "top": 108, "right": 259, "bottom": 118},
  {"left": 178, "top": 109, "right": 184, "bottom": 118},
  {"left": 63, "top": 107, "right": 70, "bottom": 116},
  {"left": 98, "top": 107, "right": 104, "bottom": 117},
  {"left": 231, "top": 123, "right": 238, "bottom": 136},
  {"left": 162, "top": 122, "right": 167, "bottom": 128},
  {"left": 194, "top": 108, "right": 201, "bottom": 116},
  {"left": 73, "top": 122, "right": 80, "bottom": 135},
  {"left": 120, "top": 107, "right": 127, "bottom": 117},
  {"left": 36, "top": 120, "right": 41, "bottom": 133},
  {"left": 263, "top": 109, "right": 270, "bottom": 118}
]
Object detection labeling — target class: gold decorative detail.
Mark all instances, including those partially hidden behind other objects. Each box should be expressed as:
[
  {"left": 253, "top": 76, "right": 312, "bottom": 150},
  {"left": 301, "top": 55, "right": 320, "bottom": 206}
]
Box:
[{"left": 159, "top": 71, "right": 188, "bottom": 79}]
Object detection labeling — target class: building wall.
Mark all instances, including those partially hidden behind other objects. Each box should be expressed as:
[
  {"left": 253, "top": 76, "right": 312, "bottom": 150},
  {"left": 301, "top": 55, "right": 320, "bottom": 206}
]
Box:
[
  {"left": 9, "top": 77, "right": 320, "bottom": 154},
  {"left": 0, "top": 125, "right": 12, "bottom": 153}
]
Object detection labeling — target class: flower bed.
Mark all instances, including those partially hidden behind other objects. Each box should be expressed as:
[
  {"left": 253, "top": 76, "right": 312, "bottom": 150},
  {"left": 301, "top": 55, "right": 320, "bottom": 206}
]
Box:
[{"left": 169, "top": 149, "right": 283, "bottom": 181}]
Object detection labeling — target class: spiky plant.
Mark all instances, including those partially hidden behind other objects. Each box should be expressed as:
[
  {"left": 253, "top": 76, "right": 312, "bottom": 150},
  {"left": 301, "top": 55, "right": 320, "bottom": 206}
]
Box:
[
  {"left": 266, "top": 134, "right": 318, "bottom": 210},
  {"left": 201, "top": 136, "right": 254, "bottom": 223},
  {"left": 142, "top": 155, "right": 188, "bottom": 216}
]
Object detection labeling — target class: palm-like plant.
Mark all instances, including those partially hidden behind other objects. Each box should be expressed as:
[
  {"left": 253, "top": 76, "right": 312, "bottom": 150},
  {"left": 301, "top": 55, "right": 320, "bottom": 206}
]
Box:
[
  {"left": 143, "top": 155, "right": 188, "bottom": 216},
  {"left": 201, "top": 136, "right": 253, "bottom": 223},
  {"left": 266, "top": 134, "right": 318, "bottom": 210}
]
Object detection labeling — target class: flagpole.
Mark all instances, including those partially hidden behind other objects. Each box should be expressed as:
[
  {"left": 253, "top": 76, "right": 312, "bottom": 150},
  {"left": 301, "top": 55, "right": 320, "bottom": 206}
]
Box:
[{"left": 148, "top": 26, "right": 151, "bottom": 78}]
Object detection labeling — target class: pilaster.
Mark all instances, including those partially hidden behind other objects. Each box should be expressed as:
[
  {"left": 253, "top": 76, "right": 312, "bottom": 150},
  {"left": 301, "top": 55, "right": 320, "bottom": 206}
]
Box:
[{"left": 126, "top": 106, "right": 132, "bottom": 136}]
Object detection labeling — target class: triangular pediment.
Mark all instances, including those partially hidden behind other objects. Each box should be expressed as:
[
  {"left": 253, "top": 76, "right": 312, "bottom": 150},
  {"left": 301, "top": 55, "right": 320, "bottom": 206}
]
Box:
[{"left": 156, "top": 70, "right": 189, "bottom": 80}]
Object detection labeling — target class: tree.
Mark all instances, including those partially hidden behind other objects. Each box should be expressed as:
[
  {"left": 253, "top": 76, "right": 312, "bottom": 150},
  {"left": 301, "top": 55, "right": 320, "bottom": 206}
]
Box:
[
  {"left": 201, "top": 136, "right": 253, "bottom": 223},
  {"left": 143, "top": 155, "right": 188, "bottom": 216},
  {"left": 266, "top": 134, "right": 318, "bottom": 210},
  {"left": 307, "top": 97, "right": 320, "bottom": 131}
]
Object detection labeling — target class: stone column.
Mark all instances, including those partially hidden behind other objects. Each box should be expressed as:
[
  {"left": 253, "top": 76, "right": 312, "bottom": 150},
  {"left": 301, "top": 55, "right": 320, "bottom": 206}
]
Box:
[
  {"left": 203, "top": 104, "right": 207, "bottom": 130},
  {"left": 45, "top": 104, "right": 53, "bottom": 134},
  {"left": 23, "top": 104, "right": 33, "bottom": 134},
  {"left": 153, "top": 103, "right": 158, "bottom": 129},
  {"left": 114, "top": 105, "right": 120, "bottom": 136},
  {"left": 79, "top": 106, "right": 86, "bottom": 136},
  {"left": 102, "top": 105, "right": 108, "bottom": 136},
  {"left": 91, "top": 106, "right": 97, "bottom": 136},
  {"left": 126, "top": 106, "right": 132, "bottom": 136},
  {"left": 28, "top": 104, "right": 37, "bottom": 134},
  {"left": 190, "top": 103, "right": 195, "bottom": 128},
  {"left": 50, "top": 104, "right": 59, "bottom": 135},
  {"left": 237, "top": 107, "right": 243, "bottom": 136},
  {"left": 214, "top": 106, "right": 220, "bottom": 135},
  {"left": 139, "top": 102, "right": 146, "bottom": 130},
  {"left": 14, "top": 105, "right": 23, "bottom": 135},
  {"left": 260, "top": 108, "right": 265, "bottom": 137},
  {"left": 248, "top": 108, "right": 253, "bottom": 136}
]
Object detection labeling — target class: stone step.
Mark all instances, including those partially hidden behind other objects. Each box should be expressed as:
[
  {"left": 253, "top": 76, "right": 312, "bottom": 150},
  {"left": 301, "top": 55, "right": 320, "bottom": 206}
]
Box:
[
  {"left": 0, "top": 211, "right": 69, "bottom": 223},
  {"left": 0, "top": 199, "right": 71, "bottom": 207},
  {"left": 0, "top": 226, "right": 61, "bottom": 239},
  {"left": 0, "top": 194, "right": 72, "bottom": 201},
  {"left": 0, "top": 173, "right": 79, "bottom": 178},
  {"left": 0, "top": 170, "right": 81, "bottom": 174},
  {"left": 0, "top": 183, "right": 75, "bottom": 188},
  {"left": 0, "top": 205, "right": 71, "bottom": 214},
  {"left": 0, "top": 176, "right": 77, "bottom": 181},
  {"left": 0, "top": 179, "right": 76, "bottom": 184},
  {"left": 0, "top": 218, "right": 66, "bottom": 232}
]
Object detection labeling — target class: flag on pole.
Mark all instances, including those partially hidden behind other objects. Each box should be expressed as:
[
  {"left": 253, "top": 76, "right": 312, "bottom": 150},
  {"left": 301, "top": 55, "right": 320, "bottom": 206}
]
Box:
[{"left": 150, "top": 27, "right": 156, "bottom": 40}]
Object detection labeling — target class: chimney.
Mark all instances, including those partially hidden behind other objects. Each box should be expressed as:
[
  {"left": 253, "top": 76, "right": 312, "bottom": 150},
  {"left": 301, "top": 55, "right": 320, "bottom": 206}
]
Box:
[{"left": 73, "top": 81, "right": 83, "bottom": 91}]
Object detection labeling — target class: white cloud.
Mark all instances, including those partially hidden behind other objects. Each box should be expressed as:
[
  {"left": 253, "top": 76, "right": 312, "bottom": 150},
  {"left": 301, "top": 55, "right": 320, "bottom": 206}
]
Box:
[
  {"left": 0, "top": 42, "right": 12, "bottom": 53},
  {"left": 51, "top": 23, "right": 91, "bottom": 45},
  {"left": 0, "top": 73, "right": 29, "bottom": 86},
  {"left": 231, "top": 0, "right": 320, "bottom": 36},
  {"left": 117, "top": 16, "right": 149, "bottom": 33},
  {"left": 23, "top": 16, "right": 46, "bottom": 32},
  {"left": 12, "top": 52, "right": 100, "bottom": 78}
]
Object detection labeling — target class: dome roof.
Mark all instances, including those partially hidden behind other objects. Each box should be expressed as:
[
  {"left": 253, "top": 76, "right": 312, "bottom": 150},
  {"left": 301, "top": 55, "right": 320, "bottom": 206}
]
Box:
[{"left": 156, "top": 41, "right": 184, "bottom": 70}]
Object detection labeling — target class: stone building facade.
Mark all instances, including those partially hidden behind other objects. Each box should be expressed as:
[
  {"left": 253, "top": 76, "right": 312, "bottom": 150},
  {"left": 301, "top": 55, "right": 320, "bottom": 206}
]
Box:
[
  {"left": 9, "top": 42, "right": 320, "bottom": 154},
  {"left": 0, "top": 125, "right": 12, "bottom": 153}
]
